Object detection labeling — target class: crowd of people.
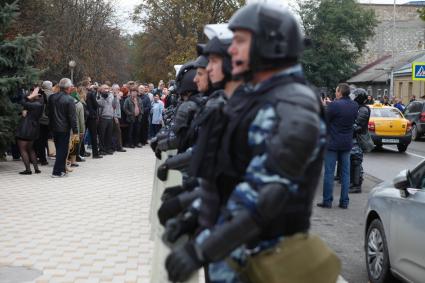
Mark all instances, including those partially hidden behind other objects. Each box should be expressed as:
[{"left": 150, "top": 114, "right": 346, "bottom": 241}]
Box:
[
  {"left": 4, "top": 78, "right": 177, "bottom": 177},
  {"left": 322, "top": 92, "right": 417, "bottom": 113}
]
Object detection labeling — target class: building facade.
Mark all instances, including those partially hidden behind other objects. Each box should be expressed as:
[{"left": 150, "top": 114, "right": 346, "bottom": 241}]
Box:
[{"left": 359, "top": 3, "right": 425, "bottom": 66}]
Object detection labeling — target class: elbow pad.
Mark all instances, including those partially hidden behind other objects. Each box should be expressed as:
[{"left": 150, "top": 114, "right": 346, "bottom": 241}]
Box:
[{"left": 266, "top": 97, "right": 320, "bottom": 179}]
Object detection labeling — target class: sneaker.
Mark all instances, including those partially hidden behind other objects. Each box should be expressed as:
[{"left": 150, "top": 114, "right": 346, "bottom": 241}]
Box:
[
  {"left": 316, "top": 202, "right": 332, "bottom": 209},
  {"left": 93, "top": 155, "right": 103, "bottom": 159},
  {"left": 51, "top": 172, "right": 67, "bottom": 178},
  {"left": 117, "top": 148, "right": 126, "bottom": 152},
  {"left": 83, "top": 152, "right": 91, "bottom": 157},
  {"left": 19, "top": 170, "right": 32, "bottom": 175},
  {"left": 40, "top": 161, "right": 49, "bottom": 166},
  {"left": 34, "top": 169, "right": 41, "bottom": 174},
  {"left": 338, "top": 204, "right": 348, "bottom": 209},
  {"left": 70, "top": 163, "right": 79, "bottom": 167}
]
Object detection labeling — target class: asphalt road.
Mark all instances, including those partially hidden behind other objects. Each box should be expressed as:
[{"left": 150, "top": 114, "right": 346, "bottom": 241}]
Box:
[
  {"left": 312, "top": 140, "right": 424, "bottom": 283},
  {"left": 312, "top": 174, "right": 380, "bottom": 283},
  {"left": 363, "top": 140, "right": 425, "bottom": 181}
]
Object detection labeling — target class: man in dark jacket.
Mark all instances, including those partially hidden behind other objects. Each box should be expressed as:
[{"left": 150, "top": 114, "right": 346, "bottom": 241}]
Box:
[
  {"left": 139, "top": 85, "right": 151, "bottom": 145},
  {"left": 85, "top": 82, "right": 102, "bottom": 158},
  {"left": 318, "top": 83, "right": 358, "bottom": 208},
  {"left": 48, "top": 78, "right": 79, "bottom": 177},
  {"left": 123, "top": 87, "right": 143, "bottom": 148}
]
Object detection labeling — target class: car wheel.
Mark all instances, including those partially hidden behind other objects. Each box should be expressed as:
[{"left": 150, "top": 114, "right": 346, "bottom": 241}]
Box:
[
  {"left": 366, "top": 219, "right": 396, "bottom": 283},
  {"left": 397, "top": 144, "right": 408, "bottom": 153},
  {"left": 411, "top": 124, "right": 418, "bottom": 141}
]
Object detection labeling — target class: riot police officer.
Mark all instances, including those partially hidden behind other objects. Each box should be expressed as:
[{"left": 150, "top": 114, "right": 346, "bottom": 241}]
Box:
[
  {"left": 165, "top": 3, "right": 331, "bottom": 283},
  {"left": 349, "top": 88, "right": 370, "bottom": 193},
  {"left": 155, "top": 61, "right": 203, "bottom": 153},
  {"left": 158, "top": 27, "right": 244, "bottom": 237}
]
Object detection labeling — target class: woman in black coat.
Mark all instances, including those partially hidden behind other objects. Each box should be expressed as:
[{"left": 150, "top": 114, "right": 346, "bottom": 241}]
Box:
[{"left": 15, "top": 87, "right": 44, "bottom": 175}]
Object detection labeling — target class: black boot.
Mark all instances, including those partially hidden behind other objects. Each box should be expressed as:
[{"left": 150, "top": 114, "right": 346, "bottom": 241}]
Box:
[{"left": 349, "top": 163, "right": 362, "bottom": 193}]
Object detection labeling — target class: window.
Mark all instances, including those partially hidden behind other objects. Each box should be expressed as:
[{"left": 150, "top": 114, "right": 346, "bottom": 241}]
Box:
[
  {"left": 412, "top": 102, "right": 423, "bottom": 113},
  {"left": 398, "top": 82, "right": 403, "bottom": 99},
  {"left": 370, "top": 108, "right": 403, "bottom": 118},
  {"left": 408, "top": 82, "right": 413, "bottom": 99},
  {"left": 405, "top": 102, "right": 423, "bottom": 115},
  {"left": 409, "top": 160, "right": 425, "bottom": 189}
]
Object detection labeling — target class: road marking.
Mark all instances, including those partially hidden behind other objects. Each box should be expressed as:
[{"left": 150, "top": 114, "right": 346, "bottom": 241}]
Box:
[
  {"left": 406, "top": 151, "right": 425, "bottom": 159},
  {"left": 382, "top": 146, "right": 425, "bottom": 159}
]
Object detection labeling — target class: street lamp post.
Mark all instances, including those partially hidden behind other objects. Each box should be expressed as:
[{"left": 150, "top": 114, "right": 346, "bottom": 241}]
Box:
[{"left": 69, "top": 60, "right": 76, "bottom": 83}]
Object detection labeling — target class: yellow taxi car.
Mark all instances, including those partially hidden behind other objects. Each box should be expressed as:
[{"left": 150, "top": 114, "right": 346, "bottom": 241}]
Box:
[{"left": 368, "top": 103, "right": 412, "bottom": 152}]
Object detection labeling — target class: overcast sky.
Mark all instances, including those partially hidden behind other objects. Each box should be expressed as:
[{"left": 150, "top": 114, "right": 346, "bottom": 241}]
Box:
[{"left": 115, "top": 0, "right": 415, "bottom": 34}]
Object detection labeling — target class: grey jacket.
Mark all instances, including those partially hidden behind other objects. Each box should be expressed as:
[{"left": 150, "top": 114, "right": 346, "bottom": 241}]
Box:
[{"left": 97, "top": 93, "right": 117, "bottom": 119}]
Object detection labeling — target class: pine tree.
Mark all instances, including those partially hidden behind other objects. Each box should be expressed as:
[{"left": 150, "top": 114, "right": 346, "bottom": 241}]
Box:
[{"left": 0, "top": 0, "right": 42, "bottom": 153}]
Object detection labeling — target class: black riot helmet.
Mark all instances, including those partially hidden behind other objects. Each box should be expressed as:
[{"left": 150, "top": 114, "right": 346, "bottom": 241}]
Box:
[
  {"left": 350, "top": 88, "right": 368, "bottom": 105},
  {"left": 203, "top": 36, "right": 232, "bottom": 85},
  {"left": 193, "top": 55, "right": 209, "bottom": 69},
  {"left": 194, "top": 43, "right": 208, "bottom": 69},
  {"left": 175, "top": 61, "right": 198, "bottom": 96},
  {"left": 228, "top": 3, "right": 304, "bottom": 73}
]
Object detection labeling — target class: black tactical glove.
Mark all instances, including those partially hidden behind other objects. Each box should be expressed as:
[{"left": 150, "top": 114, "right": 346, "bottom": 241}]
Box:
[
  {"left": 161, "top": 185, "right": 185, "bottom": 202},
  {"left": 158, "top": 197, "right": 182, "bottom": 226},
  {"left": 157, "top": 138, "right": 169, "bottom": 152},
  {"left": 155, "top": 148, "right": 163, "bottom": 160},
  {"left": 163, "top": 212, "right": 198, "bottom": 244},
  {"left": 157, "top": 163, "right": 169, "bottom": 181},
  {"left": 165, "top": 242, "right": 203, "bottom": 282},
  {"left": 150, "top": 137, "right": 158, "bottom": 153}
]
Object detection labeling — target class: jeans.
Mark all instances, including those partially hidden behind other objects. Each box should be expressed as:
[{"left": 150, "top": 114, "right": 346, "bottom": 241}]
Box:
[
  {"left": 322, "top": 149, "right": 350, "bottom": 206},
  {"left": 151, "top": 124, "right": 162, "bottom": 137},
  {"left": 52, "top": 131, "right": 70, "bottom": 176},
  {"left": 98, "top": 118, "right": 113, "bottom": 152},
  {"left": 87, "top": 119, "right": 99, "bottom": 156}
]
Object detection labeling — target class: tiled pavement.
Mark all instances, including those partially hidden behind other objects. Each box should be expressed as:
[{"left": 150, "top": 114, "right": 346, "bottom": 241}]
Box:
[{"left": 0, "top": 147, "right": 156, "bottom": 283}]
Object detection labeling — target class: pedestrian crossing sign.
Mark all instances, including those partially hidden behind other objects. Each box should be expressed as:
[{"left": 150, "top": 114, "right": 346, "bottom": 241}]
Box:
[{"left": 413, "top": 62, "right": 425, "bottom": 81}]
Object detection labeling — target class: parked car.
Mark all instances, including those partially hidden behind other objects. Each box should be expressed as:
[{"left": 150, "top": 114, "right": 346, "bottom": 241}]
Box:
[
  {"left": 365, "top": 161, "right": 425, "bottom": 283},
  {"left": 368, "top": 103, "right": 412, "bottom": 152},
  {"left": 403, "top": 100, "right": 425, "bottom": 141}
]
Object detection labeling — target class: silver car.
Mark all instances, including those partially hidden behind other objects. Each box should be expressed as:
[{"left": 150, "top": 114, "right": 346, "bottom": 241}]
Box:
[{"left": 365, "top": 161, "right": 425, "bottom": 283}]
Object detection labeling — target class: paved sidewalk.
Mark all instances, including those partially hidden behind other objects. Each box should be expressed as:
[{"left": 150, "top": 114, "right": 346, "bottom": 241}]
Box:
[{"left": 0, "top": 147, "right": 156, "bottom": 283}]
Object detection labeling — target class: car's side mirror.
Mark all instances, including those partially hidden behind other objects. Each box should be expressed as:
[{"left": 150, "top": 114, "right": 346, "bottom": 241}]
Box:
[
  {"left": 393, "top": 169, "right": 412, "bottom": 197},
  {"left": 394, "top": 169, "right": 410, "bottom": 190}
]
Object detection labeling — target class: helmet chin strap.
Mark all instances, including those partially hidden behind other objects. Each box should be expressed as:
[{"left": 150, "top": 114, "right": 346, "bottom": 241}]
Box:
[{"left": 211, "top": 80, "right": 226, "bottom": 90}]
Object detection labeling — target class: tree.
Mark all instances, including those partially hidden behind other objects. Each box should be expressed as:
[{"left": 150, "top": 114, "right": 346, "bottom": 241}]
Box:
[
  {"left": 0, "top": 0, "right": 42, "bottom": 153},
  {"left": 298, "top": 0, "right": 377, "bottom": 90},
  {"left": 131, "top": 0, "right": 244, "bottom": 83},
  {"left": 418, "top": 7, "right": 425, "bottom": 22},
  {"left": 13, "top": 0, "right": 131, "bottom": 83}
]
